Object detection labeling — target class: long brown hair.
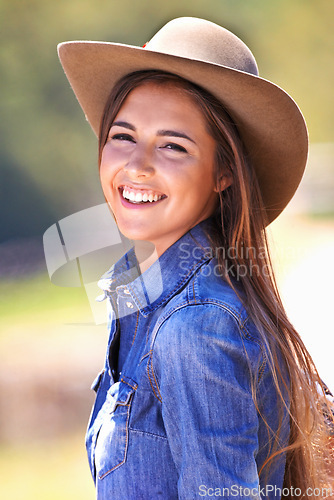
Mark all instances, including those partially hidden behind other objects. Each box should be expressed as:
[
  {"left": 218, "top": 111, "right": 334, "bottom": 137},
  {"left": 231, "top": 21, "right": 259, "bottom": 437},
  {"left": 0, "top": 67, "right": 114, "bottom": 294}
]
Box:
[{"left": 98, "top": 70, "right": 334, "bottom": 495}]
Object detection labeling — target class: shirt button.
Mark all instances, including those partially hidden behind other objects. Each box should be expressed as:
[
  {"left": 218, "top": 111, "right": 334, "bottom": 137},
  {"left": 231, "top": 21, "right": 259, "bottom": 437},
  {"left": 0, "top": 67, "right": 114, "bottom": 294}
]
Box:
[
  {"left": 124, "top": 288, "right": 130, "bottom": 295},
  {"left": 126, "top": 301, "right": 134, "bottom": 309}
]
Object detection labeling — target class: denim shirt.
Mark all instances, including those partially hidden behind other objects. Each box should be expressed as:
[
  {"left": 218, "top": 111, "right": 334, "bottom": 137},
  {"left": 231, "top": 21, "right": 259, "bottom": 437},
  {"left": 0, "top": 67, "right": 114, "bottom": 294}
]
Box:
[{"left": 86, "top": 218, "right": 289, "bottom": 500}]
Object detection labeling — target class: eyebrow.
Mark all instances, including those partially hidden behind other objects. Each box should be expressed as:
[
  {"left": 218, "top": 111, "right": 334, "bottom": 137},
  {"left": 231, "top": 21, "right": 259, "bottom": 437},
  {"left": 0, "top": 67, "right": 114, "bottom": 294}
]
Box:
[
  {"left": 111, "top": 121, "right": 196, "bottom": 144},
  {"left": 112, "top": 121, "right": 136, "bottom": 131},
  {"left": 157, "top": 130, "right": 196, "bottom": 144}
]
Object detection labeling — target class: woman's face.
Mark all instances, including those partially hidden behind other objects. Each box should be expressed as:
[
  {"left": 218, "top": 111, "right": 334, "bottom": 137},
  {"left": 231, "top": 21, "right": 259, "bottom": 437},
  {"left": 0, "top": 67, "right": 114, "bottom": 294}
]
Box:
[{"left": 100, "top": 81, "right": 229, "bottom": 255}]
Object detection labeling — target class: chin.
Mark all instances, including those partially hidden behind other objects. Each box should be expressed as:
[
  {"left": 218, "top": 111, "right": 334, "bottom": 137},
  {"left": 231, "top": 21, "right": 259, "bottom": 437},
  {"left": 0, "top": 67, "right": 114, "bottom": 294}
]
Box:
[{"left": 116, "top": 220, "right": 154, "bottom": 242}]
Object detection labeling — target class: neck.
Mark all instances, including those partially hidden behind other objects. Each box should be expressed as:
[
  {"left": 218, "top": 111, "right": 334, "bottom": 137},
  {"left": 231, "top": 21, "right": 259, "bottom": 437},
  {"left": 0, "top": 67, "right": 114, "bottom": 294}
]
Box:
[{"left": 134, "top": 240, "right": 159, "bottom": 274}]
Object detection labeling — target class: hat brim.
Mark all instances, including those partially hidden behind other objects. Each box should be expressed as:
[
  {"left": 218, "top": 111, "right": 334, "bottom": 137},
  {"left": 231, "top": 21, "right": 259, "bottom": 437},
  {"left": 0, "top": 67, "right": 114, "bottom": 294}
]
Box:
[{"left": 58, "top": 41, "right": 308, "bottom": 225}]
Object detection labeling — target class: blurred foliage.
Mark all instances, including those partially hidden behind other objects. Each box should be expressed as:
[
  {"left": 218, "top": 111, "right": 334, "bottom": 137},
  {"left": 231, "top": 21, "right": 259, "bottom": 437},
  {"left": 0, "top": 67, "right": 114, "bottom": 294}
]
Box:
[
  {"left": 0, "top": 0, "right": 333, "bottom": 243},
  {"left": 0, "top": 273, "right": 105, "bottom": 498},
  {"left": 0, "top": 272, "right": 88, "bottom": 327},
  {"left": 0, "top": 435, "right": 95, "bottom": 500}
]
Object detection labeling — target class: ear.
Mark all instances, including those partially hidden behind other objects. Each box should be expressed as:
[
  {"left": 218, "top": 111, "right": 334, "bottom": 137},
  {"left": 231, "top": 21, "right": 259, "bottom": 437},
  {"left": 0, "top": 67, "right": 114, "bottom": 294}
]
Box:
[{"left": 214, "top": 172, "right": 233, "bottom": 193}]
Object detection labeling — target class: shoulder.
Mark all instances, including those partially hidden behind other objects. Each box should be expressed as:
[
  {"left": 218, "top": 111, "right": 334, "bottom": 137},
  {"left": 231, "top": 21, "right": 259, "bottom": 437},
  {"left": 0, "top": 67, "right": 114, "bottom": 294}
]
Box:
[
  {"left": 190, "top": 258, "right": 248, "bottom": 322},
  {"left": 155, "top": 257, "right": 254, "bottom": 341},
  {"left": 150, "top": 259, "right": 267, "bottom": 377}
]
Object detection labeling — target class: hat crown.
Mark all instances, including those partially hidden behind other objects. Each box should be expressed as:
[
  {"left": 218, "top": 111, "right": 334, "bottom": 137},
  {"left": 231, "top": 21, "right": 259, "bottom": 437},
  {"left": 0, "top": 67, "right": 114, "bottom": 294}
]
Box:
[{"left": 146, "top": 17, "right": 259, "bottom": 76}]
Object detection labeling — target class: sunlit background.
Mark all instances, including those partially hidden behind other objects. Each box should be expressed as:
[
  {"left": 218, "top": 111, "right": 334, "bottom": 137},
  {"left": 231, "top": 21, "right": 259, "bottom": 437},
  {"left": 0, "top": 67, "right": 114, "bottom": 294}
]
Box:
[{"left": 0, "top": 0, "right": 333, "bottom": 498}]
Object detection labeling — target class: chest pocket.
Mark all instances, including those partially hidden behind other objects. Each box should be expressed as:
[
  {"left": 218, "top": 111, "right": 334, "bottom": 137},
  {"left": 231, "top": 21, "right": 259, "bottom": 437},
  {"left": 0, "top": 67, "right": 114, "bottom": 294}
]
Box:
[{"left": 94, "top": 379, "right": 136, "bottom": 480}]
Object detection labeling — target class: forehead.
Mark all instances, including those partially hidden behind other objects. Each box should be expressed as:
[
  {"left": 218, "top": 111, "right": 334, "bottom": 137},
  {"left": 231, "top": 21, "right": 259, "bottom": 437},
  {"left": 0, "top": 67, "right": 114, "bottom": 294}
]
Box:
[{"left": 116, "top": 80, "right": 208, "bottom": 127}]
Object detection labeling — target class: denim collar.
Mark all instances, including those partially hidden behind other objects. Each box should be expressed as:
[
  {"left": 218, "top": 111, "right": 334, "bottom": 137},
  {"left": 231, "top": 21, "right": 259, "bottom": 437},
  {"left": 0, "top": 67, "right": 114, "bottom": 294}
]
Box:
[{"left": 98, "top": 217, "right": 215, "bottom": 317}]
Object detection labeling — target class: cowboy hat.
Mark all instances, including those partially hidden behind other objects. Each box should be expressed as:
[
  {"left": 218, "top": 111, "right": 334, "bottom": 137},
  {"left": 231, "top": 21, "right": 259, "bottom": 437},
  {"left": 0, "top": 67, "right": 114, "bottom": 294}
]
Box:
[{"left": 57, "top": 17, "right": 308, "bottom": 224}]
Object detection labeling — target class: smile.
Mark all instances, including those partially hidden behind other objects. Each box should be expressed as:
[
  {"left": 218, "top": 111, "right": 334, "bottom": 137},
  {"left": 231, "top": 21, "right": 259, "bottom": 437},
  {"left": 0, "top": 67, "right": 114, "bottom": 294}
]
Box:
[{"left": 119, "top": 185, "right": 167, "bottom": 204}]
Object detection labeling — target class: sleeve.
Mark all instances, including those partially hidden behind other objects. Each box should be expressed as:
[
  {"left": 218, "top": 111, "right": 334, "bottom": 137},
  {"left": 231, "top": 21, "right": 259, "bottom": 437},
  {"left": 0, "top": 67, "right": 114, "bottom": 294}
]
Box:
[{"left": 151, "top": 303, "right": 263, "bottom": 499}]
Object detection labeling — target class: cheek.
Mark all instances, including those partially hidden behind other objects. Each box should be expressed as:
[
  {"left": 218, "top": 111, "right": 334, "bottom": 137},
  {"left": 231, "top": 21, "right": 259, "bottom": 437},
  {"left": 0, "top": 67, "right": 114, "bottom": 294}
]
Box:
[
  {"left": 100, "top": 145, "right": 113, "bottom": 172},
  {"left": 189, "top": 164, "right": 217, "bottom": 195},
  {"left": 99, "top": 157, "right": 110, "bottom": 183},
  {"left": 99, "top": 166, "right": 117, "bottom": 204},
  {"left": 99, "top": 166, "right": 108, "bottom": 193},
  {"left": 166, "top": 161, "right": 215, "bottom": 195},
  {"left": 99, "top": 147, "right": 119, "bottom": 189}
]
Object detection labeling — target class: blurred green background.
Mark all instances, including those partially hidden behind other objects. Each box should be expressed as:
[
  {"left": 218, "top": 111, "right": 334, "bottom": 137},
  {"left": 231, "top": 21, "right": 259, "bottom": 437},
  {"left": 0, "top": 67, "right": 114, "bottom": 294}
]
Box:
[{"left": 1, "top": 0, "right": 334, "bottom": 498}]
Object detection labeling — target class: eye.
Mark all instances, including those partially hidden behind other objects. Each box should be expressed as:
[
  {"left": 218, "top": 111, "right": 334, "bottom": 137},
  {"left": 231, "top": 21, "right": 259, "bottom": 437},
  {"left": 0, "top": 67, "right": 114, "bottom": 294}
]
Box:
[
  {"left": 110, "top": 133, "right": 135, "bottom": 143},
  {"left": 163, "top": 143, "right": 188, "bottom": 153}
]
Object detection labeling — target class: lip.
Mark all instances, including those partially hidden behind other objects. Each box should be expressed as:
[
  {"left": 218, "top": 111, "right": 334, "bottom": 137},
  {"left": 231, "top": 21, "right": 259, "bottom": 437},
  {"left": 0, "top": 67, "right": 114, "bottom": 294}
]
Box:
[{"left": 118, "top": 187, "right": 167, "bottom": 209}]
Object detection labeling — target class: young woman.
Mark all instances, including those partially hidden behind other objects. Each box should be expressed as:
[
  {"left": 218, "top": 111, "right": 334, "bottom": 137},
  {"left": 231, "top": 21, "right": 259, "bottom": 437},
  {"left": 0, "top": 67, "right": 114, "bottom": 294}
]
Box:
[{"left": 58, "top": 17, "right": 333, "bottom": 499}]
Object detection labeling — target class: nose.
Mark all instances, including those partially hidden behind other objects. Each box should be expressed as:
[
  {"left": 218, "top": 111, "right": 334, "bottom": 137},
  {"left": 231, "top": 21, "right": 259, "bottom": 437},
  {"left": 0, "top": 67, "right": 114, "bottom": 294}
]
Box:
[{"left": 123, "top": 144, "right": 155, "bottom": 179}]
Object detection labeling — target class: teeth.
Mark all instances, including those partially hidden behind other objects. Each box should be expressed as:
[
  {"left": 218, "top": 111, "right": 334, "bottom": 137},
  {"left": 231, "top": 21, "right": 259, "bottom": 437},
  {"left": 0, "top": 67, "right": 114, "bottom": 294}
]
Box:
[{"left": 121, "top": 187, "right": 164, "bottom": 204}]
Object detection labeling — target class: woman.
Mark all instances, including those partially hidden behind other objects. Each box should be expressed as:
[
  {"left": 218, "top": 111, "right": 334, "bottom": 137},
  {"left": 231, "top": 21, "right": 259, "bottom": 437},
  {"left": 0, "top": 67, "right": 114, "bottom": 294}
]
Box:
[{"left": 58, "top": 17, "right": 333, "bottom": 499}]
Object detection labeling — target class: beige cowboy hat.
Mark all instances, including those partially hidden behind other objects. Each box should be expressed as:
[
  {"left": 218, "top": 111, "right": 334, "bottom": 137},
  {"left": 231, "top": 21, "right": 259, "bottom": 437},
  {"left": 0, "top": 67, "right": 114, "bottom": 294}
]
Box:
[{"left": 57, "top": 17, "right": 308, "bottom": 224}]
